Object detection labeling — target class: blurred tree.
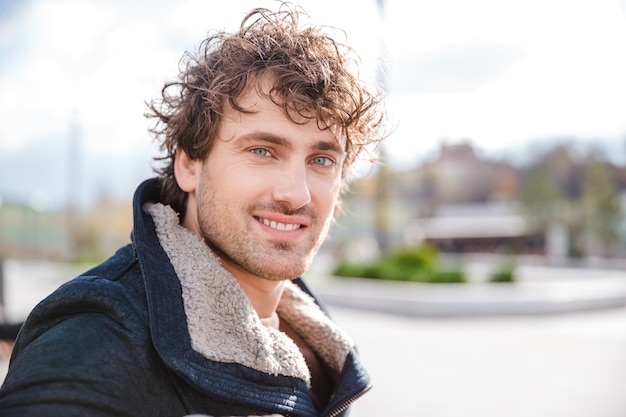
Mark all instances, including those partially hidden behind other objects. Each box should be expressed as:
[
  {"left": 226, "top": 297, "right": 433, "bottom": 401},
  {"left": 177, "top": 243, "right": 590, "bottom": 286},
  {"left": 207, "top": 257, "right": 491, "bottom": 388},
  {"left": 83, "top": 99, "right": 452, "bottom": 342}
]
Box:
[
  {"left": 517, "top": 148, "right": 573, "bottom": 233},
  {"left": 580, "top": 154, "right": 623, "bottom": 257},
  {"left": 518, "top": 144, "right": 624, "bottom": 258},
  {"left": 374, "top": 147, "right": 391, "bottom": 253}
]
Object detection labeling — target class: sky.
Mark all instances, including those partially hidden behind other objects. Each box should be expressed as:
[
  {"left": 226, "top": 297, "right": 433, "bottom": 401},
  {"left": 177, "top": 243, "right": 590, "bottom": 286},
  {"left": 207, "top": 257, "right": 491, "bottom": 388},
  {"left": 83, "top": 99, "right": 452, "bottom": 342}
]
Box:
[{"left": 1, "top": 0, "right": 626, "bottom": 209}]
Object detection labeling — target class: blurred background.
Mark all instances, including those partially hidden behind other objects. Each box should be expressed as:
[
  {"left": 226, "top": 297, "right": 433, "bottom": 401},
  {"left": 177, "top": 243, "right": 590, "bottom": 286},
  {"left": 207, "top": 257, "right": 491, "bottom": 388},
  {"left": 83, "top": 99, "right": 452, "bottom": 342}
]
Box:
[
  {"left": 1, "top": 0, "right": 626, "bottom": 416},
  {"left": 2, "top": 0, "right": 626, "bottom": 263}
]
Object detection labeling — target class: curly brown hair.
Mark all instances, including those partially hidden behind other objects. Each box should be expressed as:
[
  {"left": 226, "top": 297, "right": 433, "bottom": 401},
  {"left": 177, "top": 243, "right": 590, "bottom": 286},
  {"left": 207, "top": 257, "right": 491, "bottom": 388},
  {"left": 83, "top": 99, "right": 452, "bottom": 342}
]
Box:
[{"left": 146, "top": 4, "right": 387, "bottom": 215}]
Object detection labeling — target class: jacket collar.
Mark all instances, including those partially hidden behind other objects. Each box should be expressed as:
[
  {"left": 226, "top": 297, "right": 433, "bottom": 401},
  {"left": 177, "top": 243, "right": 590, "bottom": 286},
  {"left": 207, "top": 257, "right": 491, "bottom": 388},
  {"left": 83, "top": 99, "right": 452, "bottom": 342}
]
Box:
[
  {"left": 130, "top": 178, "right": 370, "bottom": 415},
  {"left": 131, "top": 179, "right": 354, "bottom": 373}
]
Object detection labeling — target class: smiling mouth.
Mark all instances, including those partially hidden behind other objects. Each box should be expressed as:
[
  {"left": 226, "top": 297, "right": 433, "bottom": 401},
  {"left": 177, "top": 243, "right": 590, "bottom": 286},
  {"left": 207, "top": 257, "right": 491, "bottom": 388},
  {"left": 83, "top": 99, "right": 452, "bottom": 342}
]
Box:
[{"left": 255, "top": 216, "right": 303, "bottom": 231}]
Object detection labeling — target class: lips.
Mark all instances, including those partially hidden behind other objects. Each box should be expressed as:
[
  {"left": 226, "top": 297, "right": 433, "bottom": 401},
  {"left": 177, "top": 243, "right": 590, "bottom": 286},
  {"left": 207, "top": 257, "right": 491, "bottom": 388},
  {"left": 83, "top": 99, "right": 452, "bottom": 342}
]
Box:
[{"left": 254, "top": 216, "right": 303, "bottom": 231}]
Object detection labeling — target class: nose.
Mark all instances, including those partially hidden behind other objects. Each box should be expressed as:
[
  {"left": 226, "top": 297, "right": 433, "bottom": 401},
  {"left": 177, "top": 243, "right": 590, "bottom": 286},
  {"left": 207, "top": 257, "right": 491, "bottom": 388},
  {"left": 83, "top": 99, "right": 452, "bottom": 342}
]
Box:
[{"left": 272, "top": 162, "right": 311, "bottom": 209}]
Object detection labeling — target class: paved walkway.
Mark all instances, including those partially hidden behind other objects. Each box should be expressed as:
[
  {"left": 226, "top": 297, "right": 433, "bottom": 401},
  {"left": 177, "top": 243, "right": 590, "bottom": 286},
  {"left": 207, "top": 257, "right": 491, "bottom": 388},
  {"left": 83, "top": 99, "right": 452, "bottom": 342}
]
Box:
[
  {"left": 308, "top": 265, "right": 626, "bottom": 416},
  {"left": 332, "top": 306, "right": 626, "bottom": 417}
]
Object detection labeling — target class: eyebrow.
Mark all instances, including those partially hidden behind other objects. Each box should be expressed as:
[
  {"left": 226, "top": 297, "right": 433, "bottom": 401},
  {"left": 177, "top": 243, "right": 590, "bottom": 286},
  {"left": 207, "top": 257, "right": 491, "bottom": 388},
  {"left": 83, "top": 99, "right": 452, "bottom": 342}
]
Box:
[
  {"left": 237, "top": 133, "right": 344, "bottom": 155},
  {"left": 313, "top": 140, "right": 343, "bottom": 154}
]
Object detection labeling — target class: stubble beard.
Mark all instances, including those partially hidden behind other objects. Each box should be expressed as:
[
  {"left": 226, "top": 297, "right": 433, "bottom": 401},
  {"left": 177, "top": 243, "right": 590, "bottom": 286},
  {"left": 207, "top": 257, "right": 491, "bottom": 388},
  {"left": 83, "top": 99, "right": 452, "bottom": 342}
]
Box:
[{"left": 198, "top": 200, "right": 332, "bottom": 282}]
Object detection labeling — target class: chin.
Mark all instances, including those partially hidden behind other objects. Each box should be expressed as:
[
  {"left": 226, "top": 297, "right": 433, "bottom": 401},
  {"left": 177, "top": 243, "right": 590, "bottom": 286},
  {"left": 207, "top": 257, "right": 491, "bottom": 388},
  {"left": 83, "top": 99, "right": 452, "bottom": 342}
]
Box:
[{"left": 260, "top": 259, "right": 310, "bottom": 281}]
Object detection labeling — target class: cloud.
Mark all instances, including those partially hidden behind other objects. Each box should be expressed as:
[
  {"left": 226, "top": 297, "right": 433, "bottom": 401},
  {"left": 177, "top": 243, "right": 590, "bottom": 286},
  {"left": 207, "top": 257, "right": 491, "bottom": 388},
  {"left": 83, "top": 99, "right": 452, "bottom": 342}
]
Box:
[
  {"left": 1, "top": 0, "right": 625, "bottom": 206},
  {"left": 388, "top": 40, "right": 525, "bottom": 94},
  {"left": 0, "top": 0, "right": 381, "bottom": 207},
  {"left": 0, "top": 130, "right": 153, "bottom": 209}
]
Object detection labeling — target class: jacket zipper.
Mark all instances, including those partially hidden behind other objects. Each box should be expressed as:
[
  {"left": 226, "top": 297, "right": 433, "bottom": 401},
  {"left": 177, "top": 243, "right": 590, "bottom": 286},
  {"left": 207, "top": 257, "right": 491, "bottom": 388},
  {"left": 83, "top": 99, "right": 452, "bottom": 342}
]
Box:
[{"left": 326, "top": 384, "right": 372, "bottom": 417}]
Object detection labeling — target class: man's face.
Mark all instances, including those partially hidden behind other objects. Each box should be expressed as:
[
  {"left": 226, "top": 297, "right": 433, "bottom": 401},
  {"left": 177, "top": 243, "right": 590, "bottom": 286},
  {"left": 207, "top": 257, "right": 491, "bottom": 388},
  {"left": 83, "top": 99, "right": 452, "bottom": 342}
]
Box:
[{"left": 187, "top": 83, "right": 344, "bottom": 282}]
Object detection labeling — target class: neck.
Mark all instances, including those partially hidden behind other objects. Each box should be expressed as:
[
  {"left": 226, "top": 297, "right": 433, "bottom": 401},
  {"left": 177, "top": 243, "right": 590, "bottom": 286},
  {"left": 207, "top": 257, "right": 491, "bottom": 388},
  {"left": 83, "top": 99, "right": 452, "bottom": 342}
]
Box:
[
  {"left": 234, "top": 274, "right": 287, "bottom": 320},
  {"left": 218, "top": 256, "right": 286, "bottom": 319}
]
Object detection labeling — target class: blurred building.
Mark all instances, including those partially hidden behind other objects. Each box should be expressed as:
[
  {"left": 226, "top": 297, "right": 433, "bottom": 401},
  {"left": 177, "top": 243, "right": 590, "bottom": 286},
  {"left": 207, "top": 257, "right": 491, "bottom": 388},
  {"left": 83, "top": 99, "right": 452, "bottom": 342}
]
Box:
[
  {"left": 0, "top": 194, "right": 132, "bottom": 262},
  {"left": 333, "top": 141, "right": 626, "bottom": 263},
  {"left": 0, "top": 202, "right": 69, "bottom": 260},
  {"left": 404, "top": 201, "right": 544, "bottom": 255}
]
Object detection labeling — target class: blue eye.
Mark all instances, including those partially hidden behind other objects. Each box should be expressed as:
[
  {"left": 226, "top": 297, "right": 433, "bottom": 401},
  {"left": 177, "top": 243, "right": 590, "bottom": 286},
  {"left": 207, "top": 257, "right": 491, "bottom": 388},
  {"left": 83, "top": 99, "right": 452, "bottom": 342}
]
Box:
[
  {"left": 251, "top": 148, "right": 271, "bottom": 157},
  {"left": 312, "top": 156, "right": 333, "bottom": 166}
]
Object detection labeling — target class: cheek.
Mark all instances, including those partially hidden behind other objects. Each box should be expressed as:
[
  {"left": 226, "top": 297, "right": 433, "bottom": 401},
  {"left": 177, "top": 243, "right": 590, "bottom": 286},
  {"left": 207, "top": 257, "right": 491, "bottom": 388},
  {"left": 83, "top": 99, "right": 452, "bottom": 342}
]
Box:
[
  {"left": 311, "top": 177, "right": 341, "bottom": 216},
  {"left": 202, "top": 164, "right": 262, "bottom": 201}
]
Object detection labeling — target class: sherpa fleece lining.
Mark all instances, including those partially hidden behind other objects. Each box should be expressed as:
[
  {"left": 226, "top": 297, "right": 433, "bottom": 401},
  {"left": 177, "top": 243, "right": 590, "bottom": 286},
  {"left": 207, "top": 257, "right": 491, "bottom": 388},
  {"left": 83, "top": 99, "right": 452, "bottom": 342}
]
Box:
[{"left": 146, "top": 203, "right": 353, "bottom": 383}]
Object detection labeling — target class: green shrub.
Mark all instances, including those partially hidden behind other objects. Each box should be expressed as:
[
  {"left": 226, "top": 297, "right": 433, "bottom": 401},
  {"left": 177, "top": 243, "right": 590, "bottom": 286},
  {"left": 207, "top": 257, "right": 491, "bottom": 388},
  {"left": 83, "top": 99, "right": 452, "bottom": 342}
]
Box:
[
  {"left": 333, "top": 261, "right": 368, "bottom": 278},
  {"left": 429, "top": 267, "right": 466, "bottom": 284},
  {"left": 488, "top": 260, "right": 516, "bottom": 283},
  {"left": 333, "top": 245, "right": 466, "bottom": 283}
]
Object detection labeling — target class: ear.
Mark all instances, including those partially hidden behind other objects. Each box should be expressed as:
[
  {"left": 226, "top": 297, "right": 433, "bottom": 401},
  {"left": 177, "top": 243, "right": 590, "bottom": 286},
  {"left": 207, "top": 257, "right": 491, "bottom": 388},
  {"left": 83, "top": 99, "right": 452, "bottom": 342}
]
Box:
[{"left": 174, "top": 148, "right": 201, "bottom": 192}]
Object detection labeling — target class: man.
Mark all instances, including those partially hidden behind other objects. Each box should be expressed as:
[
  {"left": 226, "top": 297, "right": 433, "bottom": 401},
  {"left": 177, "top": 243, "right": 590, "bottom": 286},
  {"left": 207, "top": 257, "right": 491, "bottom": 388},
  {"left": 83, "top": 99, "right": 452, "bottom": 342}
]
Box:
[{"left": 0, "top": 5, "right": 386, "bottom": 416}]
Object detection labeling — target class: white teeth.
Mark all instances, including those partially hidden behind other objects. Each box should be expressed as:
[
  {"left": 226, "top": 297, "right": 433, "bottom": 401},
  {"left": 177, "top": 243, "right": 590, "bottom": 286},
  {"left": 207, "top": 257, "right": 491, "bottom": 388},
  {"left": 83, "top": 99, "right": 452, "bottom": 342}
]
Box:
[{"left": 258, "top": 217, "right": 301, "bottom": 231}]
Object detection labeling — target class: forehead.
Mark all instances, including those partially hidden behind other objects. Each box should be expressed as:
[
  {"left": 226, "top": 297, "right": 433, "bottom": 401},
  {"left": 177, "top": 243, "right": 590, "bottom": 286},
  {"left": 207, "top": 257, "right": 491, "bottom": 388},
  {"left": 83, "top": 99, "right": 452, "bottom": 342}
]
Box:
[{"left": 223, "top": 78, "right": 345, "bottom": 149}]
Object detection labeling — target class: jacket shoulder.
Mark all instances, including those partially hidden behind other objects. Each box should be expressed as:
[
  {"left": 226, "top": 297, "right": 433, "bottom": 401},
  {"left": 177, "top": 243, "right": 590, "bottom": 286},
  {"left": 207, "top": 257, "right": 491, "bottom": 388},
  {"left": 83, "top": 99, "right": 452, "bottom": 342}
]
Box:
[
  {"left": 31, "top": 245, "right": 147, "bottom": 336},
  {"left": 0, "top": 245, "right": 181, "bottom": 416}
]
